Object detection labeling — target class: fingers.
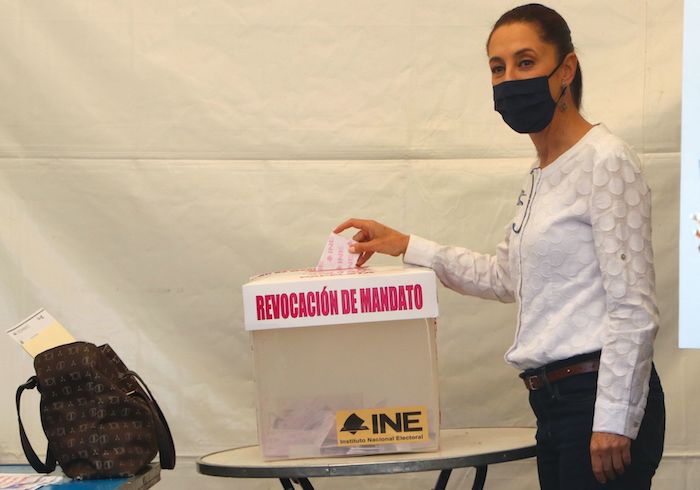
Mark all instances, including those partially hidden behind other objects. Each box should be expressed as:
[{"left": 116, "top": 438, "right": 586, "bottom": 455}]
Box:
[
  {"left": 334, "top": 218, "right": 409, "bottom": 266},
  {"left": 611, "top": 448, "right": 626, "bottom": 477},
  {"left": 349, "top": 239, "right": 377, "bottom": 268},
  {"left": 623, "top": 443, "right": 632, "bottom": 467},
  {"left": 590, "top": 432, "right": 632, "bottom": 484},
  {"left": 350, "top": 240, "right": 382, "bottom": 266},
  {"left": 355, "top": 250, "right": 374, "bottom": 267},
  {"left": 335, "top": 218, "right": 374, "bottom": 245},
  {"left": 590, "top": 445, "right": 615, "bottom": 484},
  {"left": 334, "top": 218, "right": 370, "bottom": 236},
  {"left": 332, "top": 219, "right": 354, "bottom": 235},
  {"left": 334, "top": 218, "right": 374, "bottom": 266},
  {"left": 352, "top": 230, "right": 369, "bottom": 242},
  {"left": 591, "top": 452, "right": 605, "bottom": 484}
]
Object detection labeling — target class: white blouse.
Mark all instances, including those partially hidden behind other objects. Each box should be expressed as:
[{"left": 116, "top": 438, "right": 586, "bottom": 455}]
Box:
[{"left": 403, "top": 124, "right": 658, "bottom": 439}]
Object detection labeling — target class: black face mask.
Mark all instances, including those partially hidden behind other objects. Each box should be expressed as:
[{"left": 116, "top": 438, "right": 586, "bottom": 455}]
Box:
[{"left": 493, "top": 59, "right": 567, "bottom": 134}]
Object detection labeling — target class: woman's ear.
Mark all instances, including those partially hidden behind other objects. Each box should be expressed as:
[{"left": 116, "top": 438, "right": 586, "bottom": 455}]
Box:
[{"left": 562, "top": 52, "right": 578, "bottom": 87}]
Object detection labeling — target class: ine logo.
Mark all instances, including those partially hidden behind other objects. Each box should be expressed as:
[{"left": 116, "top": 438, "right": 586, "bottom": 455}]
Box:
[
  {"left": 339, "top": 413, "right": 369, "bottom": 435},
  {"left": 335, "top": 406, "right": 429, "bottom": 447}
]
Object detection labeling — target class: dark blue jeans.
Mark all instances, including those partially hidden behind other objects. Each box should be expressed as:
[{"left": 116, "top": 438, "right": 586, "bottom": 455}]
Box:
[{"left": 526, "top": 356, "right": 665, "bottom": 490}]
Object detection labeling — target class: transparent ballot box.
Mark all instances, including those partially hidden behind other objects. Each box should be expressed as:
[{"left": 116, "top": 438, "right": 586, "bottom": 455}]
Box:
[{"left": 242, "top": 265, "right": 440, "bottom": 460}]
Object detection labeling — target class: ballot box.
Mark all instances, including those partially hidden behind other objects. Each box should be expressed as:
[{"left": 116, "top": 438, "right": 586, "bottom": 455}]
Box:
[{"left": 242, "top": 265, "right": 440, "bottom": 460}]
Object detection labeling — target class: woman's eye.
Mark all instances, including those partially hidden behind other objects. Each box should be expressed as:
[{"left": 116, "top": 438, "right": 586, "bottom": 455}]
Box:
[
  {"left": 519, "top": 59, "right": 534, "bottom": 68},
  {"left": 491, "top": 65, "right": 504, "bottom": 75}
]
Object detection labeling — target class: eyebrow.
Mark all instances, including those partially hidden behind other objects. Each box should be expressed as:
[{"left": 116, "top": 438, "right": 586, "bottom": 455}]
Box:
[{"left": 489, "top": 48, "right": 538, "bottom": 64}]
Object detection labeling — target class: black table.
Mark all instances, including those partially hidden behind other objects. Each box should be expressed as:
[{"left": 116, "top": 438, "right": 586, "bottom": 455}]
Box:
[{"left": 197, "top": 427, "right": 536, "bottom": 489}]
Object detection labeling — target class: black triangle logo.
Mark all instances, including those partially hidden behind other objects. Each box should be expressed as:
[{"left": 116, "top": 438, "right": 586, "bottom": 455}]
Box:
[{"left": 340, "top": 413, "right": 369, "bottom": 435}]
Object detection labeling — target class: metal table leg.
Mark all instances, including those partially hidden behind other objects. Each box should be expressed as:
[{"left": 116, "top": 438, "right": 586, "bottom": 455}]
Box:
[
  {"left": 278, "top": 478, "right": 316, "bottom": 490},
  {"left": 433, "top": 465, "right": 488, "bottom": 490},
  {"left": 298, "top": 478, "right": 315, "bottom": 490},
  {"left": 433, "top": 469, "right": 452, "bottom": 490},
  {"left": 471, "top": 466, "right": 488, "bottom": 490}
]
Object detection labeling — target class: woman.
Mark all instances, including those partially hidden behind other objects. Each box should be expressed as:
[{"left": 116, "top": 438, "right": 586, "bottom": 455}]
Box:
[{"left": 335, "top": 4, "right": 665, "bottom": 489}]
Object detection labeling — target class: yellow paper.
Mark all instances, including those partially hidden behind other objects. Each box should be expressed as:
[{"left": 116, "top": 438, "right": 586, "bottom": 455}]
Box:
[{"left": 6, "top": 309, "right": 75, "bottom": 357}]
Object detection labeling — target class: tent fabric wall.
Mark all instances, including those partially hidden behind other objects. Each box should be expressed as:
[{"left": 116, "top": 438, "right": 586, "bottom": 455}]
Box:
[{"left": 0, "top": 1, "right": 693, "bottom": 488}]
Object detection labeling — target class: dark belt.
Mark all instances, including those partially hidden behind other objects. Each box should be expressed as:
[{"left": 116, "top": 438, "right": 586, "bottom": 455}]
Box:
[{"left": 520, "top": 359, "right": 600, "bottom": 391}]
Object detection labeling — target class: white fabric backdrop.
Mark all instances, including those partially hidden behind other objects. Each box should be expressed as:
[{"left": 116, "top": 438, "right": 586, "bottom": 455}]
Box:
[{"left": 0, "top": 1, "right": 693, "bottom": 488}]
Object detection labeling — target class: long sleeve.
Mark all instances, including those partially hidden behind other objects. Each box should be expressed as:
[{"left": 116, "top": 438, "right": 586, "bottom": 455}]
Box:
[
  {"left": 403, "top": 231, "right": 515, "bottom": 303},
  {"left": 589, "top": 146, "right": 659, "bottom": 439}
]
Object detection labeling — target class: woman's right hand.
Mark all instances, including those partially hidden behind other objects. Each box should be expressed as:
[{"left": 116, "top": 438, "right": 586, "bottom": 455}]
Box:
[{"left": 334, "top": 218, "right": 410, "bottom": 267}]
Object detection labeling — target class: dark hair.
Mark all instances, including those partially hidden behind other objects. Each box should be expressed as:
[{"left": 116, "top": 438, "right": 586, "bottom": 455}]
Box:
[{"left": 488, "top": 3, "right": 583, "bottom": 109}]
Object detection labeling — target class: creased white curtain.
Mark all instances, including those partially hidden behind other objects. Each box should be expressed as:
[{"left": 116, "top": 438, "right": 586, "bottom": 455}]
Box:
[{"left": 0, "top": 1, "right": 691, "bottom": 488}]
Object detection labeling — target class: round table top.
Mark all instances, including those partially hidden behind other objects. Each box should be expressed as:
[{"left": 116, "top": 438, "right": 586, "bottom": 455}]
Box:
[{"left": 197, "top": 427, "right": 536, "bottom": 479}]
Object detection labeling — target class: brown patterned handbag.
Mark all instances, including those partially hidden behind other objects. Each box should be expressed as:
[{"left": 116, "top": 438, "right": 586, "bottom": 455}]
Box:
[{"left": 15, "top": 341, "right": 176, "bottom": 479}]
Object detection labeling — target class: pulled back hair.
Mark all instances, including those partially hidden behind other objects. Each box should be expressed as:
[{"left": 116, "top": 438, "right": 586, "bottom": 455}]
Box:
[{"left": 488, "top": 3, "right": 583, "bottom": 109}]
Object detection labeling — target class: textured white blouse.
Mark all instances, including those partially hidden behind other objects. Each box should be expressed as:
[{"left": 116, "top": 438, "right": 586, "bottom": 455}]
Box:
[{"left": 403, "top": 124, "right": 658, "bottom": 439}]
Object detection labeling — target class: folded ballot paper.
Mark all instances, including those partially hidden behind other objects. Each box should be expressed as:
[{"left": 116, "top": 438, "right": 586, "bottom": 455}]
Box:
[
  {"left": 243, "top": 235, "right": 440, "bottom": 460},
  {"left": 316, "top": 232, "right": 360, "bottom": 271}
]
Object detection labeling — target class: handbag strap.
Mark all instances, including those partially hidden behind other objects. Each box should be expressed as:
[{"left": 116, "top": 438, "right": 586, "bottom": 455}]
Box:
[
  {"left": 124, "top": 371, "right": 176, "bottom": 469},
  {"left": 15, "top": 377, "right": 57, "bottom": 474}
]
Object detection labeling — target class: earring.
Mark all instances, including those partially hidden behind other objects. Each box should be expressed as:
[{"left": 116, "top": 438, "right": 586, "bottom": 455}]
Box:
[{"left": 559, "top": 84, "right": 568, "bottom": 112}]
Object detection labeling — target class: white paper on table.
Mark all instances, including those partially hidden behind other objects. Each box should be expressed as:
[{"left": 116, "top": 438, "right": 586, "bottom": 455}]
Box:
[{"left": 316, "top": 233, "right": 360, "bottom": 271}]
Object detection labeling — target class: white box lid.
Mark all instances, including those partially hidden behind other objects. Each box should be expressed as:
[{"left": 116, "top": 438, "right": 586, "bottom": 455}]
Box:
[{"left": 242, "top": 265, "right": 438, "bottom": 331}]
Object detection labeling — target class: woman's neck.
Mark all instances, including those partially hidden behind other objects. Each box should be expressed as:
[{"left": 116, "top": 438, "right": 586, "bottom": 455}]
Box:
[{"left": 530, "top": 108, "right": 594, "bottom": 168}]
